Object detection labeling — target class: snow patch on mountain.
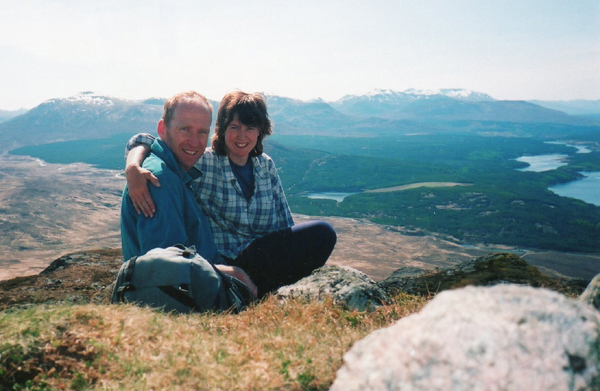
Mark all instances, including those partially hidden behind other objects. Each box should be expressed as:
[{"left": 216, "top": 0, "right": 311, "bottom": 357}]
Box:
[
  {"left": 43, "top": 91, "right": 118, "bottom": 107},
  {"left": 337, "top": 88, "right": 495, "bottom": 103},
  {"left": 359, "top": 89, "right": 406, "bottom": 102}
]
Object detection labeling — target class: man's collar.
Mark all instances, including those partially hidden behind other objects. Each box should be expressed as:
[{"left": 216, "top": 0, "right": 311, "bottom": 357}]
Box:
[
  {"left": 187, "top": 166, "right": 202, "bottom": 180},
  {"left": 151, "top": 139, "right": 201, "bottom": 183}
]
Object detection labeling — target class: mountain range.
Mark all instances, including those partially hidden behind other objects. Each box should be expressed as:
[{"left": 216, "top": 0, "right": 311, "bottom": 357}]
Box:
[
  {"left": 331, "top": 89, "right": 596, "bottom": 124},
  {"left": 1, "top": 89, "right": 599, "bottom": 151},
  {"left": 0, "top": 92, "right": 164, "bottom": 151}
]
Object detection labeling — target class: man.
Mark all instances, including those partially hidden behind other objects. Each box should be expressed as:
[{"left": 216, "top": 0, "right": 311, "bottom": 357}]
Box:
[{"left": 120, "top": 91, "right": 257, "bottom": 296}]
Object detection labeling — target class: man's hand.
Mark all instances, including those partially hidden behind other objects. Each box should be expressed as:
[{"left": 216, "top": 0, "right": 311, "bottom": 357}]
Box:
[
  {"left": 214, "top": 264, "right": 258, "bottom": 299},
  {"left": 125, "top": 163, "right": 160, "bottom": 217}
]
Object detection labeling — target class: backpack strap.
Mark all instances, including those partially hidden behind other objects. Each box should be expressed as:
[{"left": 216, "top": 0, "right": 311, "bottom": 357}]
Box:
[
  {"left": 213, "top": 266, "right": 255, "bottom": 313},
  {"left": 115, "top": 255, "right": 138, "bottom": 303},
  {"left": 158, "top": 285, "right": 199, "bottom": 311}
]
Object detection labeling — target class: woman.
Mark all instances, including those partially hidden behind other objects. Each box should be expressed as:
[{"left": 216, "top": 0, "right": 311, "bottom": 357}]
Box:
[{"left": 125, "top": 91, "right": 336, "bottom": 297}]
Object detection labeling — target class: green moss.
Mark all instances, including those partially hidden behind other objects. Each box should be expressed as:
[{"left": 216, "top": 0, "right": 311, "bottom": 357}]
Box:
[{"left": 382, "top": 253, "right": 588, "bottom": 297}]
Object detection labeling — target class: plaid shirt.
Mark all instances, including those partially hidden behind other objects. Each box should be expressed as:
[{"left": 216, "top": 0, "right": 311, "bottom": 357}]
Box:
[{"left": 127, "top": 134, "right": 294, "bottom": 259}]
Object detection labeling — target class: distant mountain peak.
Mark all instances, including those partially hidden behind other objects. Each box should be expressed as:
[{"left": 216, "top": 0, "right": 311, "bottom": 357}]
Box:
[
  {"left": 337, "top": 88, "right": 495, "bottom": 104},
  {"left": 43, "top": 91, "right": 119, "bottom": 107},
  {"left": 142, "top": 97, "right": 166, "bottom": 106},
  {"left": 337, "top": 89, "right": 402, "bottom": 103},
  {"left": 365, "top": 88, "right": 401, "bottom": 97},
  {"left": 399, "top": 88, "right": 495, "bottom": 101},
  {"left": 438, "top": 89, "right": 494, "bottom": 102}
]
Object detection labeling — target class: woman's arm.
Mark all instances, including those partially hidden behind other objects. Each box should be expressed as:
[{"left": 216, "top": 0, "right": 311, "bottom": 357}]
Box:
[
  {"left": 125, "top": 144, "right": 161, "bottom": 217},
  {"left": 124, "top": 133, "right": 160, "bottom": 217}
]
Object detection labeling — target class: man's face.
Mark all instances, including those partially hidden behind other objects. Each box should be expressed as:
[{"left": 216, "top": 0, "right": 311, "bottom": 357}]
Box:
[{"left": 157, "top": 99, "right": 211, "bottom": 171}]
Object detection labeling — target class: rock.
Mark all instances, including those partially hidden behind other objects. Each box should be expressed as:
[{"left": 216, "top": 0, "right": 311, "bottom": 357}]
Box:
[
  {"left": 379, "top": 253, "right": 587, "bottom": 297},
  {"left": 0, "top": 248, "right": 122, "bottom": 310},
  {"left": 276, "top": 265, "right": 389, "bottom": 311},
  {"left": 385, "top": 266, "right": 427, "bottom": 279},
  {"left": 331, "top": 285, "right": 600, "bottom": 391},
  {"left": 580, "top": 273, "right": 600, "bottom": 310},
  {"left": 377, "top": 266, "right": 429, "bottom": 296}
]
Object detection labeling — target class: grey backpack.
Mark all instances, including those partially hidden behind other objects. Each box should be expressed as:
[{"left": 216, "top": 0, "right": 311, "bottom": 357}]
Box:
[{"left": 111, "top": 245, "right": 253, "bottom": 314}]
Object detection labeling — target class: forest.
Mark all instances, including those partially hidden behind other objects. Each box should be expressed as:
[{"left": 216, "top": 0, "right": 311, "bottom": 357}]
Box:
[{"left": 11, "top": 128, "right": 600, "bottom": 253}]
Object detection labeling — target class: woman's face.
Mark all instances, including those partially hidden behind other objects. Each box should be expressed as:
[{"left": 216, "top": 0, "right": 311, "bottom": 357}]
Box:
[{"left": 224, "top": 114, "right": 259, "bottom": 166}]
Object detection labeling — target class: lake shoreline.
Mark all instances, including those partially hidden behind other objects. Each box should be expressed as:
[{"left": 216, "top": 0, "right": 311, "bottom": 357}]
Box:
[{"left": 304, "top": 182, "right": 473, "bottom": 203}]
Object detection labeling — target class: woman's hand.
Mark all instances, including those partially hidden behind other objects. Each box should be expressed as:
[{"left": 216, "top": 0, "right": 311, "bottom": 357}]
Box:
[
  {"left": 124, "top": 163, "right": 160, "bottom": 217},
  {"left": 214, "top": 264, "right": 258, "bottom": 299}
]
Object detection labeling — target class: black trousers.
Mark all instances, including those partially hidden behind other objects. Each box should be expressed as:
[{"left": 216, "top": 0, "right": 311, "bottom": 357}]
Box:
[{"left": 227, "top": 220, "right": 337, "bottom": 298}]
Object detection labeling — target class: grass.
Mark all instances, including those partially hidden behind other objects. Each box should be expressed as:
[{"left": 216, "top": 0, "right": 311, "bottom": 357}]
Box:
[{"left": 1, "top": 293, "right": 427, "bottom": 390}]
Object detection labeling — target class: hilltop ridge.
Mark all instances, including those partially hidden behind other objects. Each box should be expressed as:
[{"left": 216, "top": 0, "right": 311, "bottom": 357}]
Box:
[{"left": 1, "top": 88, "right": 597, "bottom": 152}]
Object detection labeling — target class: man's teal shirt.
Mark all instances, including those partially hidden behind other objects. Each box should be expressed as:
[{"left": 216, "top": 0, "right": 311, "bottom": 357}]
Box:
[{"left": 120, "top": 138, "right": 221, "bottom": 263}]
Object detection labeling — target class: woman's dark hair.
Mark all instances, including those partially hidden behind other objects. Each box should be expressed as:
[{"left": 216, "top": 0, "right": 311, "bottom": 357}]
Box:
[{"left": 211, "top": 91, "right": 272, "bottom": 157}]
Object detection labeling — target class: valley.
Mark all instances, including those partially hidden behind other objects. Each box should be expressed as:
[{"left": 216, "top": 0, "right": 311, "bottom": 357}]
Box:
[
  {"left": 2, "top": 90, "right": 599, "bottom": 283},
  {"left": 269, "top": 133, "right": 600, "bottom": 253},
  {"left": 0, "top": 155, "right": 123, "bottom": 281},
  {"left": 1, "top": 155, "right": 598, "bottom": 284}
]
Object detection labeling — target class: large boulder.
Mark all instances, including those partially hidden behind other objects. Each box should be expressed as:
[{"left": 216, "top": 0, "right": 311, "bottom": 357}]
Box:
[
  {"left": 379, "top": 253, "right": 587, "bottom": 297},
  {"left": 276, "top": 265, "right": 389, "bottom": 311},
  {"left": 580, "top": 273, "right": 600, "bottom": 310},
  {"left": 331, "top": 284, "right": 600, "bottom": 391}
]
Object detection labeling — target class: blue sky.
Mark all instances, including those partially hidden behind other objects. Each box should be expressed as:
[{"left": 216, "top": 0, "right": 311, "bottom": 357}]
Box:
[{"left": 1, "top": 0, "right": 598, "bottom": 110}]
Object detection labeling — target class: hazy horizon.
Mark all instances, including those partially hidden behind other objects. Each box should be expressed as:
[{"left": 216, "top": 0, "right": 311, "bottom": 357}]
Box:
[{"left": 2, "top": 0, "right": 599, "bottom": 110}]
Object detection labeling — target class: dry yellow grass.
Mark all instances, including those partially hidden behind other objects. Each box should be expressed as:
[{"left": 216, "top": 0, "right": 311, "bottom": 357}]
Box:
[{"left": 1, "top": 294, "right": 427, "bottom": 390}]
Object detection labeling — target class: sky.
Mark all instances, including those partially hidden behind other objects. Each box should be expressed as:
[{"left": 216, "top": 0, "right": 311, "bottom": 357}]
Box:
[{"left": 1, "top": 0, "right": 599, "bottom": 110}]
